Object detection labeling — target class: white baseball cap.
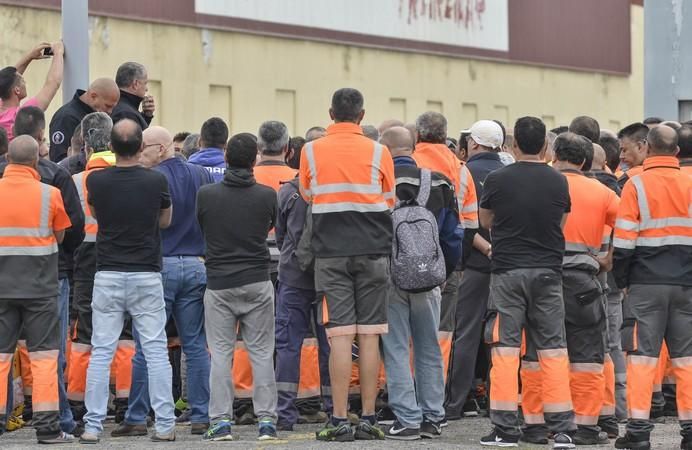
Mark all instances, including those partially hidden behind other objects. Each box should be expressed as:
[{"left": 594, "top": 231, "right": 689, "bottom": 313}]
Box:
[{"left": 463, "top": 120, "right": 504, "bottom": 149}]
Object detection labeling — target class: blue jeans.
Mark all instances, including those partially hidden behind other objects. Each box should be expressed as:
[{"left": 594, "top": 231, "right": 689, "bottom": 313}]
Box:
[
  {"left": 125, "top": 257, "right": 209, "bottom": 425},
  {"left": 57, "top": 278, "right": 76, "bottom": 433},
  {"left": 84, "top": 271, "right": 174, "bottom": 435},
  {"left": 275, "top": 283, "right": 331, "bottom": 426},
  {"left": 381, "top": 286, "right": 445, "bottom": 428}
]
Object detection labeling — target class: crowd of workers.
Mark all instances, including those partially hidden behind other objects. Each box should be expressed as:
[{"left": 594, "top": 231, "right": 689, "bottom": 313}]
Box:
[{"left": 0, "top": 41, "right": 690, "bottom": 450}]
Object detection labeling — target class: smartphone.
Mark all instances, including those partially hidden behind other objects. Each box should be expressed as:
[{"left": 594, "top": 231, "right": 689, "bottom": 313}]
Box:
[{"left": 43, "top": 47, "right": 54, "bottom": 56}]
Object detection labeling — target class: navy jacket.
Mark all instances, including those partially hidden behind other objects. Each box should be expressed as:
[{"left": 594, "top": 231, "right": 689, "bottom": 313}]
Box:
[
  {"left": 276, "top": 178, "right": 315, "bottom": 290},
  {"left": 464, "top": 152, "right": 505, "bottom": 273}
]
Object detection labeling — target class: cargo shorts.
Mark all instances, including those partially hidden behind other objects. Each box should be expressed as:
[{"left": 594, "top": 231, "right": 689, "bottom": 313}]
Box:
[{"left": 314, "top": 255, "right": 389, "bottom": 337}]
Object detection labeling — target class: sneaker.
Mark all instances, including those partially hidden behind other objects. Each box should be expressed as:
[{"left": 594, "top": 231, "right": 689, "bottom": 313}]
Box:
[
  {"left": 191, "top": 423, "right": 209, "bottom": 435},
  {"left": 553, "top": 432, "right": 576, "bottom": 449},
  {"left": 480, "top": 429, "right": 519, "bottom": 447},
  {"left": 79, "top": 431, "right": 99, "bottom": 444},
  {"left": 202, "top": 420, "right": 233, "bottom": 442},
  {"left": 614, "top": 432, "right": 651, "bottom": 450},
  {"left": 38, "top": 431, "right": 75, "bottom": 444},
  {"left": 463, "top": 398, "right": 480, "bottom": 417},
  {"left": 420, "top": 419, "right": 442, "bottom": 439},
  {"left": 111, "top": 422, "right": 147, "bottom": 437},
  {"left": 258, "top": 420, "right": 278, "bottom": 441},
  {"left": 176, "top": 409, "right": 192, "bottom": 425},
  {"left": 438, "top": 416, "right": 449, "bottom": 428},
  {"left": 298, "top": 410, "right": 328, "bottom": 424},
  {"left": 385, "top": 420, "right": 420, "bottom": 441},
  {"left": 315, "top": 421, "right": 354, "bottom": 442},
  {"left": 572, "top": 429, "right": 608, "bottom": 445},
  {"left": 354, "top": 420, "right": 385, "bottom": 440},
  {"left": 151, "top": 430, "right": 176, "bottom": 442},
  {"left": 376, "top": 407, "right": 397, "bottom": 425}
]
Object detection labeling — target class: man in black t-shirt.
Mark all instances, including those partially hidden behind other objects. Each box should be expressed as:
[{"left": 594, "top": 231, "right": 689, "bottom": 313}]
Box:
[
  {"left": 478, "top": 117, "right": 577, "bottom": 448},
  {"left": 80, "top": 119, "right": 176, "bottom": 444}
]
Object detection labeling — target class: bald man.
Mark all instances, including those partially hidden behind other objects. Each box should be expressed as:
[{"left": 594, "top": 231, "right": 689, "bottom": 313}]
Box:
[
  {"left": 49, "top": 78, "right": 120, "bottom": 162},
  {"left": 115, "top": 124, "right": 214, "bottom": 437},
  {"left": 380, "top": 126, "right": 414, "bottom": 163}
]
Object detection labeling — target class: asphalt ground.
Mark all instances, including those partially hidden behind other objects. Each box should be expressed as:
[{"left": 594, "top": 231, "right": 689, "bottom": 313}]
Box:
[{"left": 1, "top": 416, "right": 685, "bottom": 449}]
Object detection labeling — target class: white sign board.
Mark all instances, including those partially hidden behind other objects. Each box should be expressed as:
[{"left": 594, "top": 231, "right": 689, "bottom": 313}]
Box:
[{"left": 195, "top": 0, "right": 509, "bottom": 52}]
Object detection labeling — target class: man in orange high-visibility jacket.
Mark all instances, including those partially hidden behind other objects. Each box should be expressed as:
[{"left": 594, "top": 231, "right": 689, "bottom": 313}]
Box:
[
  {"left": 0, "top": 135, "right": 73, "bottom": 444},
  {"left": 411, "top": 111, "right": 478, "bottom": 386},
  {"left": 613, "top": 125, "right": 692, "bottom": 450},
  {"left": 616, "top": 123, "right": 649, "bottom": 190},
  {"left": 521, "top": 133, "right": 619, "bottom": 446},
  {"left": 300, "top": 88, "right": 395, "bottom": 442}
]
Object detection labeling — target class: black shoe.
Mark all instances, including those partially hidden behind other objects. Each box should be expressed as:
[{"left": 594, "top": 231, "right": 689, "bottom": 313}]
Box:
[
  {"left": 480, "top": 429, "right": 519, "bottom": 447},
  {"left": 376, "top": 407, "right": 396, "bottom": 425},
  {"left": 597, "top": 419, "right": 619, "bottom": 438},
  {"left": 573, "top": 428, "right": 608, "bottom": 445},
  {"left": 614, "top": 432, "right": 651, "bottom": 450},
  {"left": 553, "top": 432, "right": 576, "bottom": 449},
  {"left": 70, "top": 422, "right": 85, "bottom": 439},
  {"left": 520, "top": 432, "right": 549, "bottom": 445},
  {"left": 420, "top": 419, "right": 442, "bottom": 439},
  {"left": 463, "top": 398, "right": 480, "bottom": 417},
  {"left": 438, "top": 417, "right": 448, "bottom": 428},
  {"left": 384, "top": 420, "right": 420, "bottom": 441}
]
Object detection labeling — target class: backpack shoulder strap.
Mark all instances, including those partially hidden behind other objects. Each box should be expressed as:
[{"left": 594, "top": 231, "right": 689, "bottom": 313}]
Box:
[{"left": 416, "top": 168, "right": 432, "bottom": 206}]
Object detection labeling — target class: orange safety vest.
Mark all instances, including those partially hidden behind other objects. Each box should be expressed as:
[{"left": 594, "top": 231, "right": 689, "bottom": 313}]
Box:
[
  {"left": 0, "top": 164, "right": 71, "bottom": 299},
  {"left": 561, "top": 170, "right": 619, "bottom": 272},
  {"left": 613, "top": 155, "right": 692, "bottom": 285},
  {"left": 413, "top": 142, "right": 478, "bottom": 228}
]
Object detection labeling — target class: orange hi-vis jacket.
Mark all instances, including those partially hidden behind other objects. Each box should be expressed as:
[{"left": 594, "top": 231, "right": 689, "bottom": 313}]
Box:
[
  {"left": 299, "top": 122, "right": 395, "bottom": 257},
  {"left": 412, "top": 142, "right": 478, "bottom": 229},
  {"left": 561, "top": 170, "right": 620, "bottom": 273},
  {"left": 255, "top": 160, "right": 297, "bottom": 193},
  {"left": 617, "top": 164, "right": 644, "bottom": 189},
  {"left": 613, "top": 155, "right": 692, "bottom": 288},
  {"left": 0, "top": 164, "right": 71, "bottom": 299}
]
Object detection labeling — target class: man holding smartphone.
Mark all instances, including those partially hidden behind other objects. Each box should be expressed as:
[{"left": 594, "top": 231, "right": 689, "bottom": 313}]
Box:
[{"left": 0, "top": 41, "right": 65, "bottom": 140}]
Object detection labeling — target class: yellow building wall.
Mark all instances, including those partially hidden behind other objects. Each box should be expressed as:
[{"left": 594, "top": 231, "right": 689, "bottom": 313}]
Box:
[{"left": 0, "top": 5, "right": 643, "bottom": 137}]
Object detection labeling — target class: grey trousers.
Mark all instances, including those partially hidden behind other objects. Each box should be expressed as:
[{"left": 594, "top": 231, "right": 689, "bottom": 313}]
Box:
[
  {"left": 446, "top": 269, "right": 490, "bottom": 414},
  {"left": 606, "top": 287, "right": 627, "bottom": 420},
  {"left": 204, "top": 280, "right": 277, "bottom": 424}
]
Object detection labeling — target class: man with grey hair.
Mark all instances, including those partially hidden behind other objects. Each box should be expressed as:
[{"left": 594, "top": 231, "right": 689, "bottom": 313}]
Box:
[
  {"left": 361, "top": 125, "right": 379, "bottom": 141},
  {"left": 0, "top": 135, "right": 74, "bottom": 444},
  {"left": 111, "top": 62, "right": 154, "bottom": 130},
  {"left": 255, "top": 120, "right": 297, "bottom": 281},
  {"left": 67, "top": 111, "right": 124, "bottom": 424},
  {"left": 305, "top": 126, "right": 326, "bottom": 142},
  {"left": 412, "top": 111, "right": 478, "bottom": 391}
]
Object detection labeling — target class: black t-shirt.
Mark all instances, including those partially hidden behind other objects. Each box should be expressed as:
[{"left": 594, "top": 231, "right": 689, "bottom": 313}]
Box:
[
  {"left": 479, "top": 162, "right": 571, "bottom": 273},
  {"left": 87, "top": 166, "right": 171, "bottom": 272}
]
